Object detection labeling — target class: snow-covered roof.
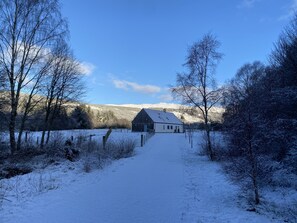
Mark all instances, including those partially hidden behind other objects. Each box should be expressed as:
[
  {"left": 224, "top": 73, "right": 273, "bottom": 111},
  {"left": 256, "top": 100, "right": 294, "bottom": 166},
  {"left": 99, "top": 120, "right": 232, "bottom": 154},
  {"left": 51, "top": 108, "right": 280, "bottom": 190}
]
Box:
[{"left": 144, "top": 109, "right": 183, "bottom": 125}]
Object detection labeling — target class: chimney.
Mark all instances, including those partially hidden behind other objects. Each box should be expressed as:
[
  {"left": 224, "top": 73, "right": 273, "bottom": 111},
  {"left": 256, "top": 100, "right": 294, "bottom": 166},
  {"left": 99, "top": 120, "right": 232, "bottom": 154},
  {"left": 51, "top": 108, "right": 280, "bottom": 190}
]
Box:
[{"left": 163, "top": 108, "right": 166, "bottom": 113}]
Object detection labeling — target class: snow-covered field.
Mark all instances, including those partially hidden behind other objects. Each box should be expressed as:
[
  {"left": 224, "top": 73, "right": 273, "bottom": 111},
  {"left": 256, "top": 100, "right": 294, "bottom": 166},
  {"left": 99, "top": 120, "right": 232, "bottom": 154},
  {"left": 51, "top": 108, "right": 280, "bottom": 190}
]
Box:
[
  {"left": 0, "top": 131, "right": 289, "bottom": 222},
  {"left": 0, "top": 129, "right": 141, "bottom": 145},
  {"left": 0, "top": 129, "right": 147, "bottom": 154}
]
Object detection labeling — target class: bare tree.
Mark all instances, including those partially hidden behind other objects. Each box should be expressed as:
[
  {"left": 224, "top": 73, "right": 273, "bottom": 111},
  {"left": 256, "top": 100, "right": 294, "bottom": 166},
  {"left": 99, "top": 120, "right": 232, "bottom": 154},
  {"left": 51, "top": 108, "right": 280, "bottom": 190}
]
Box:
[
  {"left": 40, "top": 42, "right": 85, "bottom": 149},
  {"left": 16, "top": 54, "right": 53, "bottom": 150},
  {"left": 172, "top": 33, "right": 223, "bottom": 160},
  {"left": 222, "top": 61, "right": 266, "bottom": 205},
  {"left": 0, "top": 69, "right": 6, "bottom": 102},
  {"left": 0, "top": 70, "right": 8, "bottom": 127},
  {"left": 0, "top": 0, "right": 67, "bottom": 153},
  {"left": 270, "top": 14, "right": 297, "bottom": 87}
]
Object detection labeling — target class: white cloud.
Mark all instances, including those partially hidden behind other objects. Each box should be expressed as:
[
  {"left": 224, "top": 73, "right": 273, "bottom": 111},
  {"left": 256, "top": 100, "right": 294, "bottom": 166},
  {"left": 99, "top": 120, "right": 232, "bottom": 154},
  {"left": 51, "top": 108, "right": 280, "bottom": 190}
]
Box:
[
  {"left": 112, "top": 78, "right": 161, "bottom": 94},
  {"left": 78, "top": 62, "right": 96, "bottom": 76},
  {"left": 2, "top": 42, "right": 51, "bottom": 65},
  {"left": 278, "top": 0, "right": 297, "bottom": 21},
  {"left": 237, "top": 0, "right": 258, "bottom": 9}
]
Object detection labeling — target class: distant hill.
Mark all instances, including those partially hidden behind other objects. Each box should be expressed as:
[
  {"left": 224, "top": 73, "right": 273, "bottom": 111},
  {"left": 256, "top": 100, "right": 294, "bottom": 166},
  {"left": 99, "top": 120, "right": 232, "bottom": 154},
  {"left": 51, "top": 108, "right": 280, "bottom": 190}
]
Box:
[
  {"left": 0, "top": 97, "right": 224, "bottom": 130},
  {"left": 3, "top": 91, "right": 224, "bottom": 124},
  {"left": 78, "top": 103, "right": 224, "bottom": 124}
]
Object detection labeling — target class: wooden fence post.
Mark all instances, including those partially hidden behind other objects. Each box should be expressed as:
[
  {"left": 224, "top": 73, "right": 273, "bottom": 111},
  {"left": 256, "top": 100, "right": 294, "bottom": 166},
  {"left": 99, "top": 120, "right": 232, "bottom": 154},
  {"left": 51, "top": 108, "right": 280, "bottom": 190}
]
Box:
[
  {"left": 141, "top": 134, "right": 144, "bottom": 147},
  {"left": 102, "top": 128, "right": 112, "bottom": 150},
  {"left": 103, "top": 136, "right": 106, "bottom": 150}
]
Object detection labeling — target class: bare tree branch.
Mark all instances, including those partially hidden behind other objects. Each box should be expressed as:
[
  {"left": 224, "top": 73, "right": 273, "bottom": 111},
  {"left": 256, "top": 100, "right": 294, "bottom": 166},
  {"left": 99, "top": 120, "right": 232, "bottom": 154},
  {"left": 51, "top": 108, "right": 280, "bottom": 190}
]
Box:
[{"left": 172, "top": 33, "right": 223, "bottom": 160}]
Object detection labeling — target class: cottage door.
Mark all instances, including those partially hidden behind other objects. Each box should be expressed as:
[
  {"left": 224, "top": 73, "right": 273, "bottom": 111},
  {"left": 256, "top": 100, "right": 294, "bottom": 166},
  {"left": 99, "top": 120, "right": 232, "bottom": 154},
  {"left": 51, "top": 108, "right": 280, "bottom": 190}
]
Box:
[{"left": 144, "top": 124, "right": 147, "bottom": 132}]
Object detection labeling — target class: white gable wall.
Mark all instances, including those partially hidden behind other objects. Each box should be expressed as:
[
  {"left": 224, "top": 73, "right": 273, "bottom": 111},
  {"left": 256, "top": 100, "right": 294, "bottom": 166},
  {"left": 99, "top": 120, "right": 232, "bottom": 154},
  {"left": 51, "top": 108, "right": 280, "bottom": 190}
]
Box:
[{"left": 154, "top": 123, "right": 183, "bottom": 133}]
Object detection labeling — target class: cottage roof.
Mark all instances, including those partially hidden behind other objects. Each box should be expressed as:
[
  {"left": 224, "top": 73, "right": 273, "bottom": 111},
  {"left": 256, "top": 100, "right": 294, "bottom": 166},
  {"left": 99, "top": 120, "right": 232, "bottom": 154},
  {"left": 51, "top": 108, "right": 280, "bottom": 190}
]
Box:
[{"left": 143, "top": 109, "right": 183, "bottom": 125}]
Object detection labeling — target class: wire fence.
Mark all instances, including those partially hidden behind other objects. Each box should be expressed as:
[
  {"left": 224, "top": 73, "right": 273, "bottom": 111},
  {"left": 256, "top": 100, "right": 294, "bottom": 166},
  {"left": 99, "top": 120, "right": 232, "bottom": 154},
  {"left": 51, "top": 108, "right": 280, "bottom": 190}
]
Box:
[{"left": 0, "top": 129, "right": 157, "bottom": 152}]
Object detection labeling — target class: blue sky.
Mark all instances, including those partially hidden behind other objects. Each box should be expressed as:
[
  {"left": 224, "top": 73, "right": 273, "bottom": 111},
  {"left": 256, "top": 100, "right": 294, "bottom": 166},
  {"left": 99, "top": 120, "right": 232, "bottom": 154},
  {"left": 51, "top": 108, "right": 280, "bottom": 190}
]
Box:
[{"left": 61, "top": 0, "right": 296, "bottom": 104}]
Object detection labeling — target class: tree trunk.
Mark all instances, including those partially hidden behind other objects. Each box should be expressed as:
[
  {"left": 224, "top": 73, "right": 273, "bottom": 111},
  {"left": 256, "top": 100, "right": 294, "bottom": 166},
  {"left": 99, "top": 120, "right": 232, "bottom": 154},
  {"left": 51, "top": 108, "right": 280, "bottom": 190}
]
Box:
[
  {"left": 45, "top": 96, "right": 62, "bottom": 146},
  {"left": 17, "top": 68, "right": 45, "bottom": 150},
  {"left": 45, "top": 129, "right": 51, "bottom": 145},
  {"left": 16, "top": 124, "right": 24, "bottom": 151},
  {"left": 252, "top": 170, "right": 260, "bottom": 205},
  {"left": 9, "top": 111, "right": 17, "bottom": 154},
  {"left": 40, "top": 115, "right": 49, "bottom": 149},
  {"left": 206, "top": 128, "right": 214, "bottom": 160},
  {"left": 40, "top": 129, "right": 46, "bottom": 149},
  {"left": 249, "top": 141, "right": 260, "bottom": 205},
  {"left": 17, "top": 109, "right": 30, "bottom": 150},
  {"left": 204, "top": 109, "right": 214, "bottom": 161},
  {"left": 40, "top": 100, "right": 52, "bottom": 149},
  {"left": 247, "top": 114, "right": 260, "bottom": 205}
]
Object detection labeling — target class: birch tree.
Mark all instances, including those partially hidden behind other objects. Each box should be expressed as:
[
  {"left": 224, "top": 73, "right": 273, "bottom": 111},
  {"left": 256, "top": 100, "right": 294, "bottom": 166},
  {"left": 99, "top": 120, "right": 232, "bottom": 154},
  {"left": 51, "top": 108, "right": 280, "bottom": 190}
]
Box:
[
  {"left": 0, "top": 0, "right": 67, "bottom": 153},
  {"left": 40, "top": 42, "right": 85, "bottom": 149},
  {"left": 172, "top": 33, "right": 223, "bottom": 160},
  {"left": 222, "top": 61, "right": 266, "bottom": 205},
  {"left": 0, "top": 70, "right": 8, "bottom": 125}
]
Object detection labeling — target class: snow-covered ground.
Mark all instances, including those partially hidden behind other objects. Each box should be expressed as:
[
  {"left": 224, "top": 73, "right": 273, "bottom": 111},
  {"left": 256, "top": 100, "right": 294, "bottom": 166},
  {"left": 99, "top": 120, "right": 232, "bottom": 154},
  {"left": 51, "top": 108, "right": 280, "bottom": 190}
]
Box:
[
  {"left": 181, "top": 132, "right": 276, "bottom": 223},
  {"left": 0, "top": 132, "right": 283, "bottom": 222}
]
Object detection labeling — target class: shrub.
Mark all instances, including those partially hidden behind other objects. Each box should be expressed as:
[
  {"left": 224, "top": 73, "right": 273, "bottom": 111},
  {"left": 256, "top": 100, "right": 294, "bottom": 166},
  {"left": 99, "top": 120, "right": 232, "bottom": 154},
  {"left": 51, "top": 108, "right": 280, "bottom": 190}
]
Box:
[
  {"left": 44, "top": 132, "right": 70, "bottom": 160},
  {"left": 79, "top": 139, "right": 106, "bottom": 172},
  {"left": 0, "top": 132, "right": 9, "bottom": 155},
  {"left": 198, "top": 132, "right": 223, "bottom": 159},
  {"left": 106, "top": 138, "right": 136, "bottom": 160}
]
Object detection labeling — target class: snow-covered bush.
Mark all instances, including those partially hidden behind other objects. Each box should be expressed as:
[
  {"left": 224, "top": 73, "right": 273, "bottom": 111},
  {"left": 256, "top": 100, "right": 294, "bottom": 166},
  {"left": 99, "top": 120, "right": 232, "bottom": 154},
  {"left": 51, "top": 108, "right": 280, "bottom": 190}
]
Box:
[
  {"left": 197, "top": 133, "right": 208, "bottom": 156},
  {"left": 196, "top": 131, "right": 224, "bottom": 159},
  {"left": 81, "top": 140, "right": 105, "bottom": 172},
  {"left": 79, "top": 137, "right": 136, "bottom": 172},
  {"left": 106, "top": 138, "right": 136, "bottom": 160},
  {"left": 45, "top": 132, "right": 66, "bottom": 158},
  {"left": 0, "top": 132, "right": 9, "bottom": 155}
]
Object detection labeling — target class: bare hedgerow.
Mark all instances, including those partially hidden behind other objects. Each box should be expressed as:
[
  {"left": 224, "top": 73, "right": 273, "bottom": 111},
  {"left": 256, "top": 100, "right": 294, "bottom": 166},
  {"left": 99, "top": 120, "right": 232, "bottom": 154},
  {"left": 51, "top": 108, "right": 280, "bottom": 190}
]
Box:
[
  {"left": 81, "top": 141, "right": 98, "bottom": 173},
  {"left": 77, "top": 137, "right": 136, "bottom": 173},
  {"left": 106, "top": 138, "right": 137, "bottom": 160},
  {"left": 75, "top": 134, "right": 87, "bottom": 148},
  {"left": 0, "top": 132, "right": 10, "bottom": 156},
  {"left": 15, "top": 131, "right": 39, "bottom": 151},
  {"left": 44, "top": 132, "right": 66, "bottom": 159},
  {"left": 80, "top": 140, "right": 107, "bottom": 172},
  {"left": 198, "top": 131, "right": 223, "bottom": 159},
  {"left": 197, "top": 132, "right": 209, "bottom": 156}
]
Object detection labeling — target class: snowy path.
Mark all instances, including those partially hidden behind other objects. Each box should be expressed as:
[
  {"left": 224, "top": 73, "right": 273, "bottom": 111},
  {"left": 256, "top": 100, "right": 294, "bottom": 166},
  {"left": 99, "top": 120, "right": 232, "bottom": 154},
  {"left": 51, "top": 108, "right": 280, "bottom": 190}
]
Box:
[
  {"left": 2, "top": 133, "right": 276, "bottom": 223},
  {"left": 2, "top": 134, "right": 185, "bottom": 223}
]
